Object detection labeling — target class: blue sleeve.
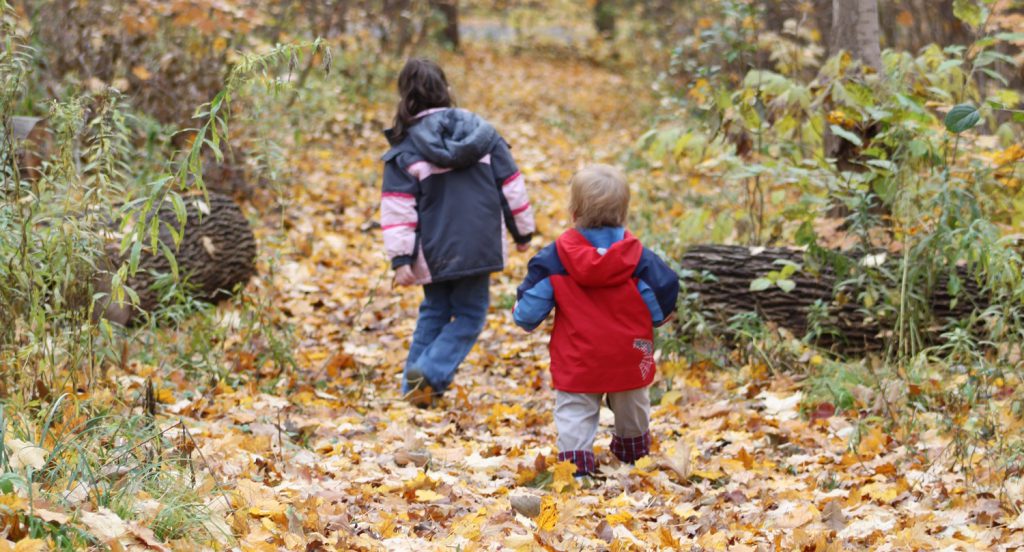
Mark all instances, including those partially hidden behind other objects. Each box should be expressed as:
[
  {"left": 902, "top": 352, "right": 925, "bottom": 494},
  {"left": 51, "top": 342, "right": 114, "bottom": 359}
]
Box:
[
  {"left": 637, "top": 280, "right": 665, "bottom": 324},
  {"left": 514, "top": 244, "right": 564, "bottom": 332},
  {"left": 513, "top": 278, "right": 555, "bottom": 331},
  {"left": 516, "top": 243, "right": 564, "bottom": 300},
  {"left": 635, "top": 248, "right": 679, "bottom": 324}
]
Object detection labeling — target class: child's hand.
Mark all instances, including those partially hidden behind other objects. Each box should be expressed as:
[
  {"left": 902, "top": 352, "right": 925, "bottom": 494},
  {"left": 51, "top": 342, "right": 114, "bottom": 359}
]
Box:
[
  {"left": 516, "top": 243, "right": 530, "bottom": 253},
  {"left": 394, "top": 265, "right": 415, "bottom": 287}
]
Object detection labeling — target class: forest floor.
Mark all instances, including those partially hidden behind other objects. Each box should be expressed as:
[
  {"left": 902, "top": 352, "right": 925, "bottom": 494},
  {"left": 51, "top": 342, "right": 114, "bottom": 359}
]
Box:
[{"left": 177, "top": 45, "right": 1024, "bottom": 551}]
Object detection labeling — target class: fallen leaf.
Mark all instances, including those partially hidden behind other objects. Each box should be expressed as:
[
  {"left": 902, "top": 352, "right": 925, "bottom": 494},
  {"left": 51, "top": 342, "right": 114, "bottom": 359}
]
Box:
[
  {"left": 132, "top": 65, "right": 152, "bottom": 80},
  {"left": 774, "top": 501, "right": 819, "bottom": 529},
  {"left": 809, "top": 402, "right": 836, "bottom": 420},
  {"left": 80, "top": 507, "right": 128, "bottom": 543},
  {"left": 821, "top": 500, "right": 847, "bottom": 531},
  {"left": 856, "top": 426, "right": 888, "bottom": 459},
  {"left": 658, "top": 439, "right": 692, "bottom": 480},
  {"left": 550, "top": 460, "right": 577, "bottom": 492},
  {"left": 760, "top": 391, "right": 803, "bottom": 420},
  {"left": 605, "top": 510, "right": 633, "bottom": 525},
  {"left": 535, "top": 496, "right": 558, "bottom": 532},
  {"left": 5, "top": 439, "right": 46, "bottom": 470},
  {"left": 509, "top": 494, "right": 542, "bottom": 518},
  {"left": 413, "top": 489, "right": 445, "bottom": 502},
  {"left": 394, "top": 449, "right": 430, "bottom": 467},
  {"left": 736, "top": 447, "right": 754, "bottom": 469},
  {"left": 32, "top": 507, "right": 69, "bottom": 524},
  {"left": 129, "top": 522, "right": 171, "bottom": 551}
]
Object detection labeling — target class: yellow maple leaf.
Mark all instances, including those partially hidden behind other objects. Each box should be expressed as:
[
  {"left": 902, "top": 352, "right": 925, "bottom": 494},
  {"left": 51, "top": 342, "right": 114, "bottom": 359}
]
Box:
[
  {"left": 154, "top": 387, "right": 175, "bottom": 404},
  {"left": 605, "top": 510, "right": 633, "bottom": 526},
  {"left": 451, "top": 509, "right": 486, "bottom": 539},
  {"left": 691, "top": 469, "right": 725, "bottom": 481},
  {"left": 404, "top": 471, "right": 435, "bottom": 491},
  {"left": 633, "top": 456, "right": 654, "bottom": 473},
  {"left": 0, "top": 494, "right": 27, "bottom": 513},
  {"left": 658, "top": 525, "right": 680, "bottom": 547},
  {"left": 249, "top": 503, "right": 283, "bottom": 518},
  {"left": 535, "top": 496, "right": 558, "bottom": 531},
  {"left": 376, "top": 512, "right": 398, "bottom": 538},
  {"left": 659, "top": 390, "right": 683, "bottom": 406},
  {"left": 0, "top": 539, "right": 47, "bottom": 552},
  {"left": 414, "top": 489, "right": 445, "bottom": 502},
  {"left": 856, "top": 426, "right": 887, "bottom": 459},
  {"left": 860, "top": 481, "right": 902, "bottom": 504},
  {"left": 550, "top": 460, "right": 578, "bottom": 492}
]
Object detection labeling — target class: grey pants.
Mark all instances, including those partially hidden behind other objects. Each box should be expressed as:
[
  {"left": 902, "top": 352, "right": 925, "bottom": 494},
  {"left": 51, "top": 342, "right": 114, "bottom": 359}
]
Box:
[{"left": 554, "top": 387, "right": 652, "bottom": 473}]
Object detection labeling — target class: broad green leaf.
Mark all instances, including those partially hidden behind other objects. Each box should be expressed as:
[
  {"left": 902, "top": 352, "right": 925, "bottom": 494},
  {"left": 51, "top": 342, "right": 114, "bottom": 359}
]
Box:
[
  {"left": 973, "top": 36, "right": 998, "bottom": 50},
  {"left": 160, "top": 241, "right": 179, "bottom": 281},
  {"left": 866, "top": 159, "right": 895, "bottom": 171},
  {"left": 976, "top": 49, "right": 1018, "bottom": 68},
  {"left": 830, "top": 124, "right": 863, "bottom": 147},
  {"left": 944, "top": 104, "right": 981, "bottom": 133},
  {"left": 128, "top": 238, "right": 143, "bottom": 274},
  {"left": 750, "top": 278, "right": 773, "bottom": 292},
  {"left": 994, "top": 32, "right": 1024, "bottom": 43},
  {"left": 908, "top": 140, "right": 930, "bottom": 157},
  {"left": 937, "top": 59, "right": 963, "bottom": 73},
  {"left": 776, "top": 279, "right": 796, "bottom": 293},
  {"left": 981, "top": 68, "right": 1010, "bottom": 87},
  {"left": 171, "top": 193, "right": 187, "bottom": 227},
  {"left": 795, "top": 221, "right": 817, "bottom": 246}
]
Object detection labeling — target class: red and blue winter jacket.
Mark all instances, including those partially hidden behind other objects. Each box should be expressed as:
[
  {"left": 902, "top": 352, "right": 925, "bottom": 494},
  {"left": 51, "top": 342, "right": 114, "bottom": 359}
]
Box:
[
  {"left": 514, "top": 227, "right": 679, "bottom": 393},
  {"left": 380, "top": 108, "right": 534, "bottom": 285}
]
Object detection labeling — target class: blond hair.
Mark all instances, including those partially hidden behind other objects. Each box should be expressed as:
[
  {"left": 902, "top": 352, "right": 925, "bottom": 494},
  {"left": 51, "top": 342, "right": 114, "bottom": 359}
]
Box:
[{"left": 569, "top": 164, "right": 630, "bottom": 229}]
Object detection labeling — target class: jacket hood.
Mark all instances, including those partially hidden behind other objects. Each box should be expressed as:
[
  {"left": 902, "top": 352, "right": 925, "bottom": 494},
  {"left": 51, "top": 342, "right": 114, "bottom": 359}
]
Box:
[
  {"left": 555, "top": 229, "right": 642, "bottom": 288},
  {"left": 406, "top": 108, "right": 499, "bottom": 169}
]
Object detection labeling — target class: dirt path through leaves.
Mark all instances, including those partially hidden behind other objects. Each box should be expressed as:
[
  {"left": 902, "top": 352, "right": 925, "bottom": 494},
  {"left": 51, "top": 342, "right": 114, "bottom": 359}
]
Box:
[{"left": 185, "top": 47, "right": 1024, "bottom": 551}]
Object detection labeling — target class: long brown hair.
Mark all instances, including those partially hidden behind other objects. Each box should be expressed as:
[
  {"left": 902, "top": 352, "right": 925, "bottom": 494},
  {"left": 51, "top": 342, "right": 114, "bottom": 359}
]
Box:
[{"left": 391, "top": 58, "right": 453, "bottom": 142}]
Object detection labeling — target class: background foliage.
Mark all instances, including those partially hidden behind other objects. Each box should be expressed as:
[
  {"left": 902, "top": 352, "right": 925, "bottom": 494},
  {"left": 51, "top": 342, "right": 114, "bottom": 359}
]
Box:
[{"left": 2, "top": 0, "right": 1024, "bottom": 549}]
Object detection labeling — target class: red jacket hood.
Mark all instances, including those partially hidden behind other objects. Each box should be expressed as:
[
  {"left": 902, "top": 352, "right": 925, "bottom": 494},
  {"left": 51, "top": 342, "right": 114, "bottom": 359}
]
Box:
[{"left": 555, "top": 229, "right": 642, "bottom": 288}]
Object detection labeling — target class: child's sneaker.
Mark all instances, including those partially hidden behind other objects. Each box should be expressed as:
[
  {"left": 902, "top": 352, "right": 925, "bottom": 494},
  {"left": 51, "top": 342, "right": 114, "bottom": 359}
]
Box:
[{"left": 404, "top": 368, "right": 435, "bottom": 408}]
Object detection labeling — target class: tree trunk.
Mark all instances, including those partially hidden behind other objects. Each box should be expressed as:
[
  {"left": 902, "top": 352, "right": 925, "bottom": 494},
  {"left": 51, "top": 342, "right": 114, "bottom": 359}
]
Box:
[
  {"left": 95, "top": 192, "right": 257, "bottom": 325},
  {"left": 593, "top": 0, "right": 616, "bottom": 39},
  {"left": 825, "top": 0, "right": 882, "bottom": 172},
  {"left": 830, "top": 0, "right": 882, "bottom": 70},
  {"left": 679, "top": 245, "right": 987, "bottom": 355},
  {"left": 430, "top": 0, "right": 459, "bottom": 49}
]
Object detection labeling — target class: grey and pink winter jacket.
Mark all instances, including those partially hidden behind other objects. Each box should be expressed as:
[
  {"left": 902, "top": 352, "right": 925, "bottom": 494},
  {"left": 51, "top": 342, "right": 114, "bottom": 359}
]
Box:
[{"left": 380, "top": 108, "right": 535, "bottom": 284}]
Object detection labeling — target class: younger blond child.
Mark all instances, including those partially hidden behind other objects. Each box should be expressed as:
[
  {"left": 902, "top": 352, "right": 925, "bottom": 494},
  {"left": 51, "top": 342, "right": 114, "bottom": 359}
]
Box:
[{"left": 513, "top": 165, "right": 678, "bottom": 474}]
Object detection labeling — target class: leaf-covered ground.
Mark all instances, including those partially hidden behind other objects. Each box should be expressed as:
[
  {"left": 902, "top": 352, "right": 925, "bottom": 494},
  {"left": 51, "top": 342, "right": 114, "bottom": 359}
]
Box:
[{"left": 173, "top": 47, "right": 1024, "bottom": 550}]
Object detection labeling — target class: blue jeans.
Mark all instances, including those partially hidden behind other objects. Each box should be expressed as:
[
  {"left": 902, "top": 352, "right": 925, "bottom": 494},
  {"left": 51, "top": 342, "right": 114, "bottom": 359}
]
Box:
[{"left": 403, "top": 273, "right": 490, "bottom": 394}]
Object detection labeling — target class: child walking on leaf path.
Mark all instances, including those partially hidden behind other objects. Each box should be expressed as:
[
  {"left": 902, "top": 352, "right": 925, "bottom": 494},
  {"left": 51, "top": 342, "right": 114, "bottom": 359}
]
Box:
[
  {"left": 514, "top": 165, "right": 679, "bottom": 475},
  {"left": 380, "top": 58, "right": 535, "bottom": 408}
]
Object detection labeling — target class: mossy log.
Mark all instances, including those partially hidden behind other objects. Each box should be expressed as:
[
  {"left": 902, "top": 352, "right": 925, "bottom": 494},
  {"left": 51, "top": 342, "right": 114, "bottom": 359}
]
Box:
[
  {"left": 678, "top": 245, "right": 988, "bottom": 355},
  {"left": 96, "top": 193, "right": 257, "bottom": 325}
]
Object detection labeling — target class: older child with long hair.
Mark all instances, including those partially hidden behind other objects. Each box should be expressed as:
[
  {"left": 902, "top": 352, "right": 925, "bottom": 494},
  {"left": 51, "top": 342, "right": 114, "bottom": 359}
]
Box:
[{"left": 381, "top": 58, "right": 535, "bottom": 407}]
